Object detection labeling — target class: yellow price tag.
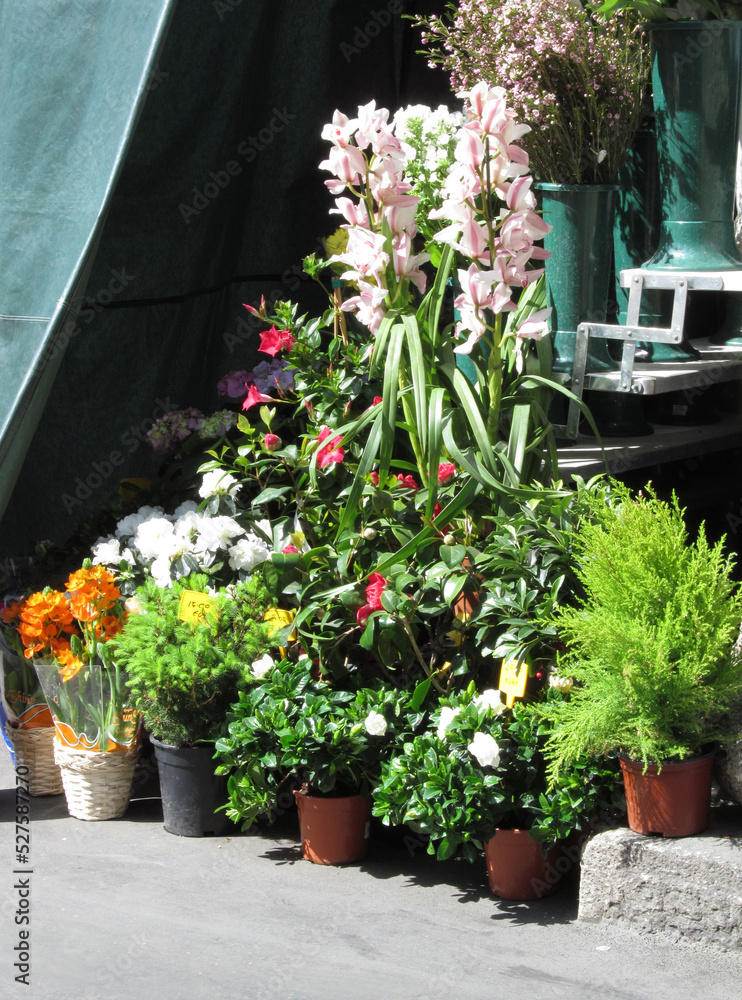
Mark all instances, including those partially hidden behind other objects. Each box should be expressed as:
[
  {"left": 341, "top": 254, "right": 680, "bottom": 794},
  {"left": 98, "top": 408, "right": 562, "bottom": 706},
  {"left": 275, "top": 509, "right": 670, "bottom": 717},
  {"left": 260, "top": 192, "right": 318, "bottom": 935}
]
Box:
[
  {"left": 263, "top": 608, "right": 297, "bottom": 657},
  {"left": 499, "top": 657, "right": 529, "bottom": 708},
  {"left": 178, "top": 590, "right": 218, "bottom": 624}
]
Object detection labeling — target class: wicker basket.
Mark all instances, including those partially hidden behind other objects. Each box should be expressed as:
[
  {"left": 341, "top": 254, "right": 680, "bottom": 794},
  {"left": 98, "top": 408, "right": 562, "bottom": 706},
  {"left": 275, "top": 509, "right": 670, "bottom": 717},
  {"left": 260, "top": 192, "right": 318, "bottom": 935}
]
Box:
[
  {"left": 6, "top": 726, "right": 64, "bottom": 796},
  {"left": 54, "top": 741, "right": 140, "bottom": 821}
]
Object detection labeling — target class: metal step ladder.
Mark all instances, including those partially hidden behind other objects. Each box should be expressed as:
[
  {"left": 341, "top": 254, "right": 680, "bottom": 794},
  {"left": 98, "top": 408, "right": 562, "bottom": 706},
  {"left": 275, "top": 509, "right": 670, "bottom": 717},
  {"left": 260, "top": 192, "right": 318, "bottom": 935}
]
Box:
[{"left": 561, "top": 271, "right": 725, "bottom": 440}]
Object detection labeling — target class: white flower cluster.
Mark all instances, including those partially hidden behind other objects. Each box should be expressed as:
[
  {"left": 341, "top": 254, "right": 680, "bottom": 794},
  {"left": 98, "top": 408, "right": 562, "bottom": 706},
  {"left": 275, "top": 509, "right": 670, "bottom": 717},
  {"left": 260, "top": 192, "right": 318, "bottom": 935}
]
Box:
[
  {"left": 548, "top": 673, "right": 574, "bottom": 694},
  {"left": 91, "top": 487, "right": 273, "bottom": 590},
  {"left": 364, "top": 710, "right": 387, "bottom": 736},
  {"left": 392, "top": 103, "right": 464, "bottom": 179}
]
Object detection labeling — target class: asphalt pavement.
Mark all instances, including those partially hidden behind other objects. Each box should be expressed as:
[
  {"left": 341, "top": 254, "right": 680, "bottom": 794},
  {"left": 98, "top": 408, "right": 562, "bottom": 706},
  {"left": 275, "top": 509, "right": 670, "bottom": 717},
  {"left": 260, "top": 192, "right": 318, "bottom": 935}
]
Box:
[{"left": 1, "top": 747, "right": 740, "bottom": 1000}]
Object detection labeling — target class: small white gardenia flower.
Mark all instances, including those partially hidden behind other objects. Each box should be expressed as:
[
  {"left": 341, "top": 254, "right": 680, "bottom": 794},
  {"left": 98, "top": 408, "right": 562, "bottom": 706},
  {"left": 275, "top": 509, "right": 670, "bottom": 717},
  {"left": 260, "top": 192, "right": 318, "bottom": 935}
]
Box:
[
  {"left": 196, "top": 516, "right": 245, "bottom": 554},
  {"left": 171, "top": 500, "right": 199, "bottom": 519},
  {"left": 133, "top": 517, "right": 178, "bottom": 562},
  {"left": 473, "top": 689, "right": 505, "bottom": 715},
  {"left": 364, "top": 711, "right": 387, "bottom": 736},
  {"left": 91, "top": 536, "right": 122, "bottom": 566},
  {"left": 115, "top": 505, "right": 165, "bottom": 539},
  {"left": 124, "top": 595, "right": 145, "bottom": 616},
  {"left": 549, "top": 673, "right": 574, "bottom": 694},
  {"left": 199, "top": 469, "right": 240, "bottom": 499},
  {"left": 251, "top": 653, "right": 274, "bottom": 678},
  {"left": 436, "top": 705, "right": 461, "bottom": 740},
  {"left": 150, "top": 554, "right": 175, "bottom": 589},
  {"left": 468, "top": 731, "right": 501, "bottom": 769},
  {"left": 227, "top": 534, "right": 272, "bottom": 573},
  {"left": 172, "top": 509, "right": 203, "bottom": 543}
]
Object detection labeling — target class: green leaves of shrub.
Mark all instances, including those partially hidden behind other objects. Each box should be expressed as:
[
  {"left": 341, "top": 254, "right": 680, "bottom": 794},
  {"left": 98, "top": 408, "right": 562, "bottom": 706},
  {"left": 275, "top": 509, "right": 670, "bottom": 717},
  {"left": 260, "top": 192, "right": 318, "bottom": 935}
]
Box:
[
  {"left": 542, "top": 483, "right": 742, "bottom": 771},
  {"left": 114, "top": 573, "right": 273, "bottom": 746}
]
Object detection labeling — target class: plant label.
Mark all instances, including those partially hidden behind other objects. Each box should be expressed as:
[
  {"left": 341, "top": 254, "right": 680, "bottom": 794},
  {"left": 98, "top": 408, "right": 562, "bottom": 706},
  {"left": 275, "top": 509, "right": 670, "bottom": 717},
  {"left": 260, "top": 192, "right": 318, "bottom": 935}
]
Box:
[
  {"left": 178, "top": 591, "right": 218, "bottom": 624},
  {"left": 499, "top": 657, "right": 528, "bottom": 708}
]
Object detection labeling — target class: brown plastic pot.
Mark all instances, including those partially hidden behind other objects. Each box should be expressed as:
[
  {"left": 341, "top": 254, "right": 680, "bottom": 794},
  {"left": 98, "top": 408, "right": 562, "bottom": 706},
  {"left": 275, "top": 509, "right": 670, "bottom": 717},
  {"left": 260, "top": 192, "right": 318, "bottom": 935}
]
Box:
[
  {"left": 619, "top": 753, "right": 714, "bottom": 837},
  {"left": 293, "top": 789, "right": 371, "bottom": 865},
  {"left": 452, "top": 557, "right": 482, "bottom": 617},
  {"left": 484, "top": 829, "right": 563, "bottom": 900}
]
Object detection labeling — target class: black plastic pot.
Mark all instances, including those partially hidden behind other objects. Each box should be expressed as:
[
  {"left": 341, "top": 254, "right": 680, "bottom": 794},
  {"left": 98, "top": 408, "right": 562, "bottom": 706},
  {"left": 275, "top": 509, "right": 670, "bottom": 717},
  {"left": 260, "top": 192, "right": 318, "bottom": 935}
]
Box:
[{"left": 150, "top": 737, "right": 229, "bottom": 837}]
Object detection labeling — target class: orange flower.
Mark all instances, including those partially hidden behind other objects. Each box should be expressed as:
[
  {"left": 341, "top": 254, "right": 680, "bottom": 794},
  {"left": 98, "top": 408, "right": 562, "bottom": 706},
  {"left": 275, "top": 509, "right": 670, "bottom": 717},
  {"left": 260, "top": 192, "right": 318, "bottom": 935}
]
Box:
[
  {"left": 1, "top": 599, "right": 25, "bottom": 625},
  {"left": 18, "top": 590, "right": 77, "bottom": 657},
  {"left": 67, "top": 565, "right": 121, "bottom": 623},
  {"left": 55, "top": 644, "right": 84, "bottom": 681}
]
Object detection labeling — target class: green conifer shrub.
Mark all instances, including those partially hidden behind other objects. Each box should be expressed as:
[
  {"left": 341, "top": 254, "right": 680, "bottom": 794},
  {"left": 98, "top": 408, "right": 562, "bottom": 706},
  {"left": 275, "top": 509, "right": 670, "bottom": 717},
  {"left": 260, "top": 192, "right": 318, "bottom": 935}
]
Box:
[
  {"left": 113, "top": 573, "right": 273, "bottom": 746},
  {"left": 542, "top": 484, "right": 742, "bottom": 774}
]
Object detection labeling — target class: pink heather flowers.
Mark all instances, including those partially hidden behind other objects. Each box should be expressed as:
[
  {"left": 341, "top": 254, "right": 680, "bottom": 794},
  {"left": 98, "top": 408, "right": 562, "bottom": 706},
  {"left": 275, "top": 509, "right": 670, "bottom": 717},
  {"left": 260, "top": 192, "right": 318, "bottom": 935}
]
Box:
[{"left": 416, "top": 1, "right": 649, "bottom": 184}]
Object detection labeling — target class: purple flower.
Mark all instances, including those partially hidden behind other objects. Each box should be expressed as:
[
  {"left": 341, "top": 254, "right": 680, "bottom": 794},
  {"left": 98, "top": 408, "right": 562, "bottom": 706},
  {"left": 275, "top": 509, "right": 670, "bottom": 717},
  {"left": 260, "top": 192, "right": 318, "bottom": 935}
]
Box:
[{"left": 217, "top": 370, "right": 252, "bottom": 399}]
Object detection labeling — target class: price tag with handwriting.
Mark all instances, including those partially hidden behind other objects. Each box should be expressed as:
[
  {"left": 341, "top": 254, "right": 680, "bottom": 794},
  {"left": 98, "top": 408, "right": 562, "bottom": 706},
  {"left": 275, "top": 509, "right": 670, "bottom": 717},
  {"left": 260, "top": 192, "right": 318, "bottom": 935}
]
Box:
[
  {"left": 264, "top": 608, "right": 297, "bottom": 656},
  {"left": 178, "top": 591, "right": 218, "bottom": 624},
  {"left": 499, "top": 657, "right": 528, "bottom": 708}
]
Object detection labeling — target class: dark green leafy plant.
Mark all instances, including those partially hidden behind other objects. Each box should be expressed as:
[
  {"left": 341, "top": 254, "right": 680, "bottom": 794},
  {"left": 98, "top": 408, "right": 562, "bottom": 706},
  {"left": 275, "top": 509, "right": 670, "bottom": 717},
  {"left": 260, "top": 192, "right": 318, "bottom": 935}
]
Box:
[
  {"left": 591, "top": 0, "right": 741, "bottom": 22},
  {"left": 541, "top": 483, "right": 742, "bottom": 774},
  {"left": 113, "top": 573, "right": 273, "bottom": 746},
  {"left": 215, "top": 659, "right": 421, "bottom": 829},
  {"left": 459, "top": 477, "right": 612, "bottom": 671},
  {"left": 372, "top": 684, "right": 620, "bottom": 862}
]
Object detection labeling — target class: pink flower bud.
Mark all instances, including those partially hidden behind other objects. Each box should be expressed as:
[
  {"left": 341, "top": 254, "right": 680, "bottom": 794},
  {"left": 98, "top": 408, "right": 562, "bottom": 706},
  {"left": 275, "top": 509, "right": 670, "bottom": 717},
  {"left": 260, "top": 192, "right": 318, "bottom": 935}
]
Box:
[{"left": 264, "top": 433, "right": 282, "bottom": 451}]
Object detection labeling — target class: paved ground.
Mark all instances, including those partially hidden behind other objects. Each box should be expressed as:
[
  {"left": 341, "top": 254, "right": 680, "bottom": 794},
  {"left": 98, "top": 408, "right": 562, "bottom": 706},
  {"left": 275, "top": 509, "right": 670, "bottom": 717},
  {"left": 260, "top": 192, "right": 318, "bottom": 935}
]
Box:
[{"left": 1, "top": 748, "right": 741, "bottom": 1000}]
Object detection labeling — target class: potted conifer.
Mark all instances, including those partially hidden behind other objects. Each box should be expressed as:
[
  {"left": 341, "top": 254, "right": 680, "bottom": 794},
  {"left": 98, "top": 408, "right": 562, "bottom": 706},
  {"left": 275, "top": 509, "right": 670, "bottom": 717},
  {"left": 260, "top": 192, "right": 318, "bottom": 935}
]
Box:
[
  {"left": 112, "top": 573, "right": 273, "bottom": 836},
  {"left": 540, "top": 482, "right": 742, "bottom": 837}
]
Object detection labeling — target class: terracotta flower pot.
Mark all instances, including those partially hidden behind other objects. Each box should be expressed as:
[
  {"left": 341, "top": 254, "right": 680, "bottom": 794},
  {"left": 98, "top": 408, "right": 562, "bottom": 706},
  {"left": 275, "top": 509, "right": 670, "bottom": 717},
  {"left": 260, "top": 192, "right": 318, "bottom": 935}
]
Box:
[
  {"left": 484, "top": 829, "right": 563, "bottom": 900},
  {"left": 293, "top": 789, "right": 371, "bottom": 865},
  {"left": 452, "top": 557, "right": 481, "bottom": 618},
  {"left": 619, "top": 753, "right": 714, "bottom": 837}
]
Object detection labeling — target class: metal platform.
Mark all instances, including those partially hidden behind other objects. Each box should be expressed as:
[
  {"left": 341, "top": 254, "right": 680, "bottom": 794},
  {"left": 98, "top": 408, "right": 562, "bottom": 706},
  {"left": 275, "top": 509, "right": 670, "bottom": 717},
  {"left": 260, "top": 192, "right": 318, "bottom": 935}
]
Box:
[{"left": 556, "top": 268, "right": 742, "bottom": 441}]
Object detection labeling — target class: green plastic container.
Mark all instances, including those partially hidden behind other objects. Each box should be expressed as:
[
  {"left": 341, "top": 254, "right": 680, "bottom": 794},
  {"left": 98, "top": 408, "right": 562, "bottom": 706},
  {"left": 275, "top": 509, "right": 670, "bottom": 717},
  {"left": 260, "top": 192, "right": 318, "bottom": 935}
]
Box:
[
  {"left": 644, "top": 21, "right": 742, "bottom": 271},
  {"left": 537, "top": 183, "right": 618, "bottom": 373}
]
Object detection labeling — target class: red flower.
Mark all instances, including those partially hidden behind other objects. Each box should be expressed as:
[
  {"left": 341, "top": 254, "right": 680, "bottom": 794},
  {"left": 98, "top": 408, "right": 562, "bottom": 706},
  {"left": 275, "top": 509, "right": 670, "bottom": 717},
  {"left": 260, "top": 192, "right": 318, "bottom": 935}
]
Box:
[
  {"left": 259, "top": 326, "right": 296, "bottom": 357},
  {"left": 431, "top": 502, "right": 446, "bottom": 539},
  {"left": 396, "top": 473, "right": 418, "bottom": 491},
  {"left": 369, "top": 471, "right": 379, "bottom": 486},
  {"left": 356, "top": 572, "right": 387, "bottom": 626},
  {"left": 282, "top": 544, "right": 299, "bottom": 554},
  {"left": 372, "top": 396, "right": 383, "bottom": 406},
  {"left": 243, "top": 385, "right": 274, "bottom": 410},
  {"left": 243, "top": 296, "right": 266, "bottom": 318},
  {"left": 264, "top": 433, "right": 282, "bottom": 451},
  {"left": 316, "top": 426, "right": 345, "bottom": 468},
  {"left": 438, "top": 462, "right": 456, "bottom": 484}
]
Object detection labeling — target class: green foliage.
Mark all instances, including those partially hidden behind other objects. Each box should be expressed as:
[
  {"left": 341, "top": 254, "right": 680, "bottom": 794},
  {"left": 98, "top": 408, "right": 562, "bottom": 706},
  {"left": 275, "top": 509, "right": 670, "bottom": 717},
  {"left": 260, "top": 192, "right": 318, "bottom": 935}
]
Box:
[
  {"left": 464, "top": 477, "right": 612, "bottom": 669},
  {"left": 113, "top": 573, "right": 273, "bottom": 747},
  {"left": 541, "top": 483, "right": 742, "bottom": 772},
  {"left": 215, "top": 659, "right": 421, "bottom": 829},
  {"left": 372, "top": 685, "right": 620, "bottom": 862},
  {"left": 591, "top": 0, "right": 739, "bottom": 22}
]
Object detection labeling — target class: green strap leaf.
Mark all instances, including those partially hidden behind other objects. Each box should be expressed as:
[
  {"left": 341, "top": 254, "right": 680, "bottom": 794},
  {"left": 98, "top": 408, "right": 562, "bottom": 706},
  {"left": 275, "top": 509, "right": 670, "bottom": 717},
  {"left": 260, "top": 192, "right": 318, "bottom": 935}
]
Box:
[{"left": 425, "top": 387, "right": 445, "bottom": 519}]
